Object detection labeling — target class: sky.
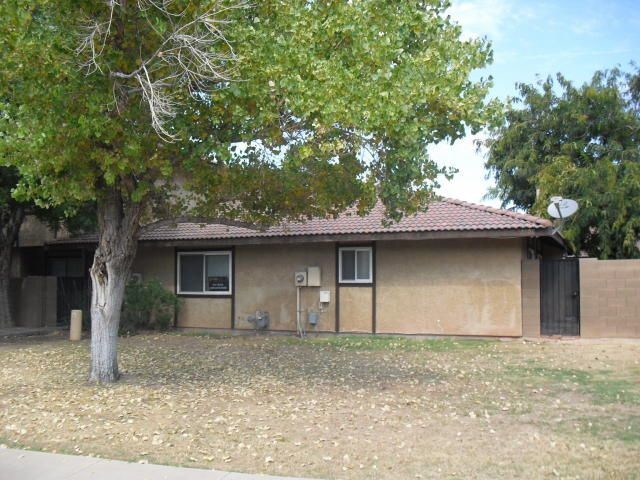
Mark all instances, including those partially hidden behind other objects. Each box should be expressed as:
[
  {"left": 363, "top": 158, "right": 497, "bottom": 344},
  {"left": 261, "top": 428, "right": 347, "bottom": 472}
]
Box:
[{"left": 432, "top": 0, "right": 640, "bottom": 207}]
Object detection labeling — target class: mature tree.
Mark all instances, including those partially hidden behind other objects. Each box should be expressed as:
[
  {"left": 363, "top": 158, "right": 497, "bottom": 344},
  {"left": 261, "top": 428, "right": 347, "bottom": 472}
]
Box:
[
  {"left": 1, "top": 0, "right": 497, "bottom": 382},
  {"left": 485, "top": 68, "right": 640, "bottom": 258}
]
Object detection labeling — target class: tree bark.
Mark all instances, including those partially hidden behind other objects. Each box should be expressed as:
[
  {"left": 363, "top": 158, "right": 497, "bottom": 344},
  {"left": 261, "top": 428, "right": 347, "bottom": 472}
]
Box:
[
  {"left": 0, "top": 205, "right": 25, "bottom": 328},
  {"left": 0, "top": 254, "right": 14, "bottom": 329},
  {"left": 89, "top": 186, "right": 142, "bottom": 383}
]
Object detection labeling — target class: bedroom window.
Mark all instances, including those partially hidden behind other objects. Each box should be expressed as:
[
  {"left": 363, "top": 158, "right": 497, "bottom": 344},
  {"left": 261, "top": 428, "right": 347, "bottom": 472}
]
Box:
[
  {"left": 339, "top": 247, "right": 372, "bottom": 283},
  {"left": 177, "top": 251, "right": 232, "bottom": 295}
]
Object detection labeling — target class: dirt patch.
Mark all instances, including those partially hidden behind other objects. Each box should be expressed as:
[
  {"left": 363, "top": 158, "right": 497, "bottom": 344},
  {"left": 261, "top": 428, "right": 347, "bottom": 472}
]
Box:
[{"left": 0, "top": 333, "right": 638, "bottom": 479}]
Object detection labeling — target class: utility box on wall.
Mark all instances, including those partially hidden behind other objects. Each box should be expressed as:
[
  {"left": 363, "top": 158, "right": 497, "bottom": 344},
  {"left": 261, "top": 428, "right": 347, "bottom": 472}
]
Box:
[
  {"left": 294, "top": 271, "right": 307, "bottom": 286},
  {"left": 307, "top": 266, "right": 321, "bottom": 287},
  {"left": 319, "top": 290, "right": 330, "bottom": 303}
]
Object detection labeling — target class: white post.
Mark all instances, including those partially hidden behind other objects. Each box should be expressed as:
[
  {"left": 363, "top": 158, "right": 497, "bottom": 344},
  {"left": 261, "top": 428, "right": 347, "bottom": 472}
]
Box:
[{"left": 70, "top": 309, "right": 82, "bottom": 341}]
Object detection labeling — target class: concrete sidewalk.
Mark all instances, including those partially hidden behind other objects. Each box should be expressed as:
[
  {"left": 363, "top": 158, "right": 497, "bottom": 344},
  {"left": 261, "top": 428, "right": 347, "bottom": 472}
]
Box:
[{"left": 0, "top": 448, "right": 313, "bottom": 480}]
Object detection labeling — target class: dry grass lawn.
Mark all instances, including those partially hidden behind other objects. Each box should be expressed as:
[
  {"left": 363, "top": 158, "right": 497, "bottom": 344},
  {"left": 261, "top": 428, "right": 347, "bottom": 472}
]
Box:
[{"left": 0, "top": 332, "right": 639, "bottom": 479}]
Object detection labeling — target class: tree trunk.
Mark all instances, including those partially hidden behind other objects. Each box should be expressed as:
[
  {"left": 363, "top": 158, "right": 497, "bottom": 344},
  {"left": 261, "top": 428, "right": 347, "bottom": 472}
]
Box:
[
  {"left": 89, "top": 186, "right": 141, "bottom": 383},
  {"left": 0, "top": 254, "right": 13, "bottom": 329},
  {"left": 0, "top": 205, "right": 25, "bottom": 328}
]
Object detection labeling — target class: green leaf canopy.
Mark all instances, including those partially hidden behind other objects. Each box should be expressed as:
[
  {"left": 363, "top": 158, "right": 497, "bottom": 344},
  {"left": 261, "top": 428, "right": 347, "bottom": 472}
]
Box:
[
  {"left": 1, "top": 0, "right": 497, "bottom": 224},
  {"left": 485, "top": 69, "right": 640, "bottom": 259}
]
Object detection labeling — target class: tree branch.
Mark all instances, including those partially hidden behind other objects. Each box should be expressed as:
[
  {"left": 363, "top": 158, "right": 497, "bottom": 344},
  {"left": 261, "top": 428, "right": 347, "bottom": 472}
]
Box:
[
  {"left": 76, "top": 0, "right": 117, "bottom": 75},
  {"left": 78, "top": 0, "right": 249, "bottom": 140}
]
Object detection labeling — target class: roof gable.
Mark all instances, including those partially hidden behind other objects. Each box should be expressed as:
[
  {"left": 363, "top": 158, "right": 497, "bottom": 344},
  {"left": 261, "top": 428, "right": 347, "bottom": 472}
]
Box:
[
  {"left": 49, "top": 198, "right": 552, "bottom": 245},
  {"left": 138, "top": 198, "right": 551, "bottom": 241}
]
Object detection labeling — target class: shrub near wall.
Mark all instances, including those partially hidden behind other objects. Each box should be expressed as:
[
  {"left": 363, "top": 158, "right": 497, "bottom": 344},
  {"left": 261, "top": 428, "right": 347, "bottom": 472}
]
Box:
[{"left": 120, "top": 279, "right": 179, "bottom": 335}]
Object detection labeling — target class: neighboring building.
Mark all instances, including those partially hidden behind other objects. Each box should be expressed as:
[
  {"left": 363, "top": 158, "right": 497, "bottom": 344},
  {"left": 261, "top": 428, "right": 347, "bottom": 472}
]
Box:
[{"left": 18, "top": 199, "right": 567, "bottom": 337}]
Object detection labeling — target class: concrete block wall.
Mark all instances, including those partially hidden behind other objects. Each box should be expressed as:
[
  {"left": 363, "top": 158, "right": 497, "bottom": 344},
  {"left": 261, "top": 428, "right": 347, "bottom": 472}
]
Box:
[
  {"left": 9, "top": 276, "right": 57, "bottom": 327},
  {"left": 579, "top": 258, "right": 640, "bottom": 338},
  {"left": 521, "top": 259, "right": 540, "bottom": 337}
]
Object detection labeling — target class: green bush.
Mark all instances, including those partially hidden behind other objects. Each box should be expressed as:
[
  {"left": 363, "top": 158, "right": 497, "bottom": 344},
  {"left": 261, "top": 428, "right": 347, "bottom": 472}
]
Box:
[{"left": 120, "top": 279, "right": 179, "bottom": 335}]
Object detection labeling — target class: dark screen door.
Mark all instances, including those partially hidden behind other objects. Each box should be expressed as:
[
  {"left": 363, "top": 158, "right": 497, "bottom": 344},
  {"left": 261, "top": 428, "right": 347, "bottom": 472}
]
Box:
[
  {"left": 540, "top": 259, "right": 580, "bottom": 336},
  {"left": 47, "top": 256, "right": 87, "bottom": 326}
]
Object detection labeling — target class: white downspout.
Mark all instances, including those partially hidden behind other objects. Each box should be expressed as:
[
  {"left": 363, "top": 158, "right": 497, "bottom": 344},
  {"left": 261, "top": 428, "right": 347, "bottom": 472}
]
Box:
[{"left": 296, "top": 285, "right": 305, "bottom": 337}]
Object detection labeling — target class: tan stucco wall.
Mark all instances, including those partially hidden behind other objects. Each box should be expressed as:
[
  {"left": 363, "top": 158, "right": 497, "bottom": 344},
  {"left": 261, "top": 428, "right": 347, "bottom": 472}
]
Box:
[
  {"left": 521, "top": 259, "right": 541, "bottom": 337},
  {"left": 234, "top": 244, "right": 336, "bottom": 331},
  {"left": 131, "top": 246, "right": 175, "bottom": 290},
  {"left": 376, "top": 239, "right": 523, "bottom": 336},
  {"left": 580, "top": 258, "right": 640, "bottom": 338},
  {"left": 132, "top": 246, "right": 232, "bottom": 328},
  {"left": 131, "top": 238, "right": 526, "bottom": 336},
  {"left": 179, "top": 297, "right": 232, "bottom": 329},
  {"left": 339, "top": 287, "right": 373, "bottom": 333},
  {"left": 18, "top": 215, "right": 74, "bottom": 247}
]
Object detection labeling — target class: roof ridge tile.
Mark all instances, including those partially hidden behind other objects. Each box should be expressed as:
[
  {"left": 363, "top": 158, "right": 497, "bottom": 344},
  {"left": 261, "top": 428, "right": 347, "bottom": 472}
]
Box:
[{"left": 441, "top": 197, "right": 552, "bottom": 227}]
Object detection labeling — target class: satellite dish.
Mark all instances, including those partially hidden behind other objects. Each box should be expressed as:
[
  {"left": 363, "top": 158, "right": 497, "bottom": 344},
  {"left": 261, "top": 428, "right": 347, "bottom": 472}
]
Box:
[{"left": 547, "top": 197, "right": 579, "bottom": 219}]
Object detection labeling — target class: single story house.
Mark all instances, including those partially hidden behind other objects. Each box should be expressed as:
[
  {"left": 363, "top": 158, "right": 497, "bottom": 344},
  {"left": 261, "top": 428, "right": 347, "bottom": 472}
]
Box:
[{"left": 21, "top": 198, "right": 567, "bottom": 337}]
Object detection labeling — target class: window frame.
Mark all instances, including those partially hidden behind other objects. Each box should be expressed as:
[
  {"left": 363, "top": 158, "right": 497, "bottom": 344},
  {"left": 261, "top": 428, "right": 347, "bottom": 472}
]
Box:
[
  {"left": 338, "top": 246, "right": 373, "bottom": 284},
  {"left": 177, "top": 250, "right": 233, "bottom": 296}
]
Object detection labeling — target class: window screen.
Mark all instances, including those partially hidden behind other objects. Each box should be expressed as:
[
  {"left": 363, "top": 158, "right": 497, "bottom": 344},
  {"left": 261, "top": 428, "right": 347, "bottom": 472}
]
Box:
[
  {"left": 206, "top": 255, "right": 230, "bottom": 292},
  {"left": 179, "top": 254, "right": 204, "bottom": 292},
  {"left": 178, "top": 252, "right": 232, "bottom": 294},
  {"left": 339, "top": 247, "right": 372, "bottom": 283},
  {"left": 341, "top": 250, "right": 356, "bottom": 281},
  {"left": 356, "top": 250, "right": 370, "bottom": 280}
]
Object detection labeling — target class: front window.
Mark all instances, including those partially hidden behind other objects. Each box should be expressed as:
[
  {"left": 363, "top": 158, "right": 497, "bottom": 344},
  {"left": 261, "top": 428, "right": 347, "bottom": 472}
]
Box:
[
  {"left": 177, "top": 251, "right": 232, "bottom": 295},
  {"left": 339, "top": 247, "right": 372, "bottom": 283}
]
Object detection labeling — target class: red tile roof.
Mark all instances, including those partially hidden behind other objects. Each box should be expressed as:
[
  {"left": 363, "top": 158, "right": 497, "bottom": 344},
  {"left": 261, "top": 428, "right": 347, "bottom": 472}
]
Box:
[{"left": 50, "top": 198, "right": 553, "bottom": 244}]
